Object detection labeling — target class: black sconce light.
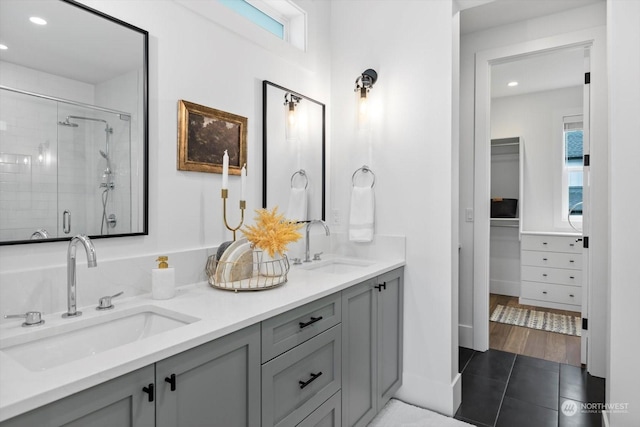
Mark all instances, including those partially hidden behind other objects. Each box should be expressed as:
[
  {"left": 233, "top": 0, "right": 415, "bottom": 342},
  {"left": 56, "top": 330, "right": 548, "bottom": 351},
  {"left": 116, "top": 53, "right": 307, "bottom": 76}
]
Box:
[
  {"left": 284, "top": 92, "right": 301, "bottom": 140},
  {"left": 355, "top": 69, "right": 378, "bottom": 126}
]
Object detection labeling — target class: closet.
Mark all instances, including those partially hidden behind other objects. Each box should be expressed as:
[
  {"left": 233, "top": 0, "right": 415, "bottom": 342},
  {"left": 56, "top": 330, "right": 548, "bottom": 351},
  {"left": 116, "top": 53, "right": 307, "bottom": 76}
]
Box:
[{"left": 489, "top": 137, "right": 522, "bottom": 297}]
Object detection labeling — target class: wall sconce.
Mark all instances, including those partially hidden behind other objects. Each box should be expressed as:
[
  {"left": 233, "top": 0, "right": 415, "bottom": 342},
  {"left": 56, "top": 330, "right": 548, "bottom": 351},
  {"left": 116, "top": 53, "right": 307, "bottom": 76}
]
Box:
[
  {"left": 355, "top": 69, "right": 378, "bottom": 128},
  {"left": 284, "top": 92, "right": 301, "bottom": 141}
]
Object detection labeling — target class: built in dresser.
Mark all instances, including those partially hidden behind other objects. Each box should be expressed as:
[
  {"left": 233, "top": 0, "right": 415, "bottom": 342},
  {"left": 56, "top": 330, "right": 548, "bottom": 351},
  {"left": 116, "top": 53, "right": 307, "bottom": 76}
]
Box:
[{"left": 520, "top": 233, "right": 582, "bottom": 312}]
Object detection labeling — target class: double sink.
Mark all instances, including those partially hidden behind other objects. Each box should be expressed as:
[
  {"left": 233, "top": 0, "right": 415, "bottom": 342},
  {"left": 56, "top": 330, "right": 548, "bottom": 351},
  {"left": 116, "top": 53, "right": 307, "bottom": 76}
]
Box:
[{"left": 0, "top": 258, "right": 371, "bottom": 373}]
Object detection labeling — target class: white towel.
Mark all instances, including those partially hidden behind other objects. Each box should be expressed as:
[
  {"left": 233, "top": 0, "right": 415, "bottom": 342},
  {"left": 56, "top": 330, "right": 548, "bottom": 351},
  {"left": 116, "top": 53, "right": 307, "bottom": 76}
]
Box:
[
  {"left": 285, "top": 187, "right": 307, "bottom": 221},
  {"left": 349, "top": 186, "right": 374, "bottom": 242}
]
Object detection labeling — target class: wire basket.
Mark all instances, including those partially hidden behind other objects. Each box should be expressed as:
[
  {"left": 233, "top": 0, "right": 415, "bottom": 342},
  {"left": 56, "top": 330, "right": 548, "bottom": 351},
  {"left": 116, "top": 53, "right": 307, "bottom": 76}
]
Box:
[{"left": 206, "top": 249, "right": 290, "bottom": 292}]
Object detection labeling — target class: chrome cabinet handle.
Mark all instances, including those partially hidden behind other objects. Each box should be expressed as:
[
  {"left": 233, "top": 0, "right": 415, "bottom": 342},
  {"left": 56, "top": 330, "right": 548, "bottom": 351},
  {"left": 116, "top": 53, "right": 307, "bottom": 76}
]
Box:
[
  {"left": 63, "top": 210, "right": 71, "bottom": 234},
  {"left": 4, "top": 311, "right": 45, "bottom": 327}
]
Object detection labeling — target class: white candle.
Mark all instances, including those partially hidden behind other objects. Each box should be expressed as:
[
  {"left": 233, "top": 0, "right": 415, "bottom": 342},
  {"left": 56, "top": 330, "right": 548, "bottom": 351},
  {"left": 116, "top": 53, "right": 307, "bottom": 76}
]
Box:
[
  {"left": 241, "top": 164, "right": 247, "bottom": 201},
  {"left": 221, "top": 150, "right": 229, "bottom": 190}
]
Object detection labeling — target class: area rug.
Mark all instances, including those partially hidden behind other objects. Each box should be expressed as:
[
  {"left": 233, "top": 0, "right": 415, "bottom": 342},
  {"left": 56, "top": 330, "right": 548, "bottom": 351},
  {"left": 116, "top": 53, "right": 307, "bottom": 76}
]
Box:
[
  {"left": 368, "top": 399, "right": 474, "bottom": 426},
  {"left": 490, "top": 304, "right": 581, "bottom": 336}
]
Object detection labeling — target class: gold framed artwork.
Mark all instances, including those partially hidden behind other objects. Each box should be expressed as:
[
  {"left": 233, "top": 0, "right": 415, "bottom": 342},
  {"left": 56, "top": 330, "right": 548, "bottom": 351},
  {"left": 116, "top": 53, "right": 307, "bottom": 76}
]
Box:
[{"left": 177, "top": 100, "right": 247, "bottom": 174}]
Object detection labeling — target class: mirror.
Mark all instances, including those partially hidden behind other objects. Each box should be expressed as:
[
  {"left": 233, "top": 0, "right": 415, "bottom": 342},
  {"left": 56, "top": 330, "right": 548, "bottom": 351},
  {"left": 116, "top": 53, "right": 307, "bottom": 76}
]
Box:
[
  {"left": 262, "top": 81, "right": 325, "bottom": 222},
  {"left": 0, "top": 0, "right": 148, "bottom": 245}
]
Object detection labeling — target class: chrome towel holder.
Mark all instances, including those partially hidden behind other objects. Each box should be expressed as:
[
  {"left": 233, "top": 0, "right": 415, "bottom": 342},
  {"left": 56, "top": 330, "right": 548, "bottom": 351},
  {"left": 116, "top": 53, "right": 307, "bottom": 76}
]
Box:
[
  {"left": 290, "top": 169, "right": 309, "bottom": 189},
  {"left": 352, "top": 165, "right": 376, "bottom": 188}
]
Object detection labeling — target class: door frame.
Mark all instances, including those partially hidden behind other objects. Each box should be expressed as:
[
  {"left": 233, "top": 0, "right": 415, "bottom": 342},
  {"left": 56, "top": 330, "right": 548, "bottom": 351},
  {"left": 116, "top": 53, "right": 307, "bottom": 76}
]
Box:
[{"left": 472, "top": 29, "right": 598, "bottom": 353}]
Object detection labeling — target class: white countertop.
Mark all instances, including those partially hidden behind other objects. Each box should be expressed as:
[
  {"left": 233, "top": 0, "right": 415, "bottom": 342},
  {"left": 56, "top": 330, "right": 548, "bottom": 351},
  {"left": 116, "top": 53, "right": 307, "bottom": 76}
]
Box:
[{"left": 0, "top": 255, "right": 404, "bottom": 422}]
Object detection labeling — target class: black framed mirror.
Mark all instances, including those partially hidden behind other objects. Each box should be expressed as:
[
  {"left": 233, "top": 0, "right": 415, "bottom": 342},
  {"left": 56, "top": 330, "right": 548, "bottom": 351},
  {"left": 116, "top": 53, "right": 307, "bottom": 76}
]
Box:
[
  {"left": 262, "top": 81, "right": 325, "bottom": 222},
  {"left": 0, "top": 0, "right": 148, "bottom": 245}
]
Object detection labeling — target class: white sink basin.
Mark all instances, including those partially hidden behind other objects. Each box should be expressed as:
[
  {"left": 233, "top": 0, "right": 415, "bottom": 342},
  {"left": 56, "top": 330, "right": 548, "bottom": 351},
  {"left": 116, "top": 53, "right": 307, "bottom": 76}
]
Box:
[
  {"left": 301, "top": 258, "right": 374, "bottom": 274},
  {"left": 0, "top": 305, "right": 199, "bottom": 372}
]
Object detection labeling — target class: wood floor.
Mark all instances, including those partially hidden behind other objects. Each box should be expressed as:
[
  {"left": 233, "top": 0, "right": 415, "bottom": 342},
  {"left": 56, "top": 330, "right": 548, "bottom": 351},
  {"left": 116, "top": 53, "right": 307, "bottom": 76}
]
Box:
[{"left": 489, "top": 294, "right": 582, "bottom": 367}]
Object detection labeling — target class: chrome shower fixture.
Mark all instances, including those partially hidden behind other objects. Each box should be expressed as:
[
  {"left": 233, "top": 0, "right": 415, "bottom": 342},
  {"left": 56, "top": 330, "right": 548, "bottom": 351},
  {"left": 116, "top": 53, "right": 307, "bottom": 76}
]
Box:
[{"left": 58, "top": 119, "right": 78, "bottom": 127}]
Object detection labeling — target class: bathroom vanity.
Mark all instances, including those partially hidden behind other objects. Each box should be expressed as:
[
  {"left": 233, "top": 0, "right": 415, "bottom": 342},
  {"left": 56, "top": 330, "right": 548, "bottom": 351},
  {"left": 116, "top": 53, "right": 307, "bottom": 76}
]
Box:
[{"left": 0, "top": 258, "right": 404, "bottom": 427}]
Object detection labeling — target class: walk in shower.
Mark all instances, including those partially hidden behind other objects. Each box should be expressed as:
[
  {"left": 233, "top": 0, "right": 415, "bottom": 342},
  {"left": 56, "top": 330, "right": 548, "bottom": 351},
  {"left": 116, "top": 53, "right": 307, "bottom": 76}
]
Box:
[{"left": 0, "top": 86, "right": 132, "bottom": 240}]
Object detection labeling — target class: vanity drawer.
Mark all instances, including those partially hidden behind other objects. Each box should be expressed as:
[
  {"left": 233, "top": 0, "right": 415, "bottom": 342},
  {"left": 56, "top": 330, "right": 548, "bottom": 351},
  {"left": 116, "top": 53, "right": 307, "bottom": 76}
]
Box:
[
  {"left": 521, "top": 265, "right": 582, "bottom": 287},
  {"left": 521, "top": 250, "right": 582, "bottom": 270},
  {"left": 521, "top": 281, "right": 582, "bottom": 307},
  {"left": 262, "top": 293, "right": 341, "bottom": 362},
  {"left": 521, "top": 234, "right": 582, "bottom": 254},
  {"left": 262, "top": 325, "right": 342, "bottom": 427},
  {"left": 297, "top": 391, "right": 341, "bottom": 427}
]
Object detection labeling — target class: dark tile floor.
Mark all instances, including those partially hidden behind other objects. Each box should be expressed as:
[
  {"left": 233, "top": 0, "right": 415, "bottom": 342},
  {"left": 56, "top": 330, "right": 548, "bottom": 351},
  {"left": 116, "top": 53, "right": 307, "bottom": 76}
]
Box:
[{"left": 455, "top": 347, "right": 605, "bottom": 427}]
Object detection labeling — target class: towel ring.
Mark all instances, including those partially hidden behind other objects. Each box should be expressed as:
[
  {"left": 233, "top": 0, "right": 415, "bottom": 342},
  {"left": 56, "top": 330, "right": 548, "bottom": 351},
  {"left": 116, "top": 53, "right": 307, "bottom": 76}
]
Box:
[
  {"left": 352, "top": 165, "right": 376, "bottom": 188},
  {"left": 291, "top": 169, "right": 309, "bottom": 189}
]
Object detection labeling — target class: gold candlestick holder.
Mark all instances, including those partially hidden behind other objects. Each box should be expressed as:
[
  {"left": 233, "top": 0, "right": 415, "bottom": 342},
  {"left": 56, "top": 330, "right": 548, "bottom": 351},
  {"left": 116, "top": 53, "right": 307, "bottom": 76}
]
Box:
[{"left": 221, "top": 189, "right": 246, "bottom": 240}]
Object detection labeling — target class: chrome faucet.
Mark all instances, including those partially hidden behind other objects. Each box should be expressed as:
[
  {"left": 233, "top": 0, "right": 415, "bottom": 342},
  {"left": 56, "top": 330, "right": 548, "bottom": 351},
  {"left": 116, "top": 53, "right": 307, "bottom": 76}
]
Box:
[
  {"left": 304, "top": 220, "right": 330, "bottom": 262},
  {"left": 63, "top": 234, "right": 97, "bottom": 318}
]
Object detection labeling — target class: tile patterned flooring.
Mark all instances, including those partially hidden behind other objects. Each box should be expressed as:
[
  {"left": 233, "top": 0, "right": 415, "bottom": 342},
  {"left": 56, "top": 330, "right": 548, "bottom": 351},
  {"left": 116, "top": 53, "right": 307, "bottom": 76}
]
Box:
[{"left": 454, "top": 347, "right": 605, "bottom": 427}]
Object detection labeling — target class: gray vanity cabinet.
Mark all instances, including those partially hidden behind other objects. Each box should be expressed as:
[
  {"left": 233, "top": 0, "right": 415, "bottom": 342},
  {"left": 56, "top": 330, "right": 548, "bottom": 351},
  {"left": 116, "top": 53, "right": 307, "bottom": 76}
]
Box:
[
  {"left": 0, "top": 365, "right": 155, "bottom": 427},
  {"left": 155, "top": 324, "right": 261, "bottom": 427},
  {"left": 341, "top": 268, "right": 404, "bottom": 427}
]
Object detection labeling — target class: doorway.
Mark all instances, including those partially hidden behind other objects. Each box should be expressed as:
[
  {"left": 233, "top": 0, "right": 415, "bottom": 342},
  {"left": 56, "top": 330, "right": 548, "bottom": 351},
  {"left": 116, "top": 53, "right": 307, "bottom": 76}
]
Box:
[{"left": 472, "top": 29, "right": 602, "bottom": 369}]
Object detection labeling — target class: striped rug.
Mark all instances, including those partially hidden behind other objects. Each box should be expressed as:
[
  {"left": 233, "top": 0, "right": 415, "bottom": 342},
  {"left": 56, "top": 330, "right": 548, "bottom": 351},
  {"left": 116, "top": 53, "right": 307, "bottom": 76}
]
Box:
[{"left": 490, "top": 304, "right": 582, "bottom": 337}]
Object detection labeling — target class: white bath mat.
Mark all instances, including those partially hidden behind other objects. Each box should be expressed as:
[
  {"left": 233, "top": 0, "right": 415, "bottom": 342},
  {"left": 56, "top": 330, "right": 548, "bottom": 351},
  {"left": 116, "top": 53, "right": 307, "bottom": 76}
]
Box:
[{"left": 368, "top": 399, "right": 474, "bottom": 427}]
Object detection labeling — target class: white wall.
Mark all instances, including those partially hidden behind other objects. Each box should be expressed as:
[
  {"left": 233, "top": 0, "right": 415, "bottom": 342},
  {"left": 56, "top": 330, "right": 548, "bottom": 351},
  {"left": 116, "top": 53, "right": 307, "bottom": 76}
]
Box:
[
  {"left": 330, "top": 0, "right": 460, "bottom": 416},
  {"left": 607, "top": 1, "right": 640, "bottom": 426},
  {"left": 492, "top": 86, "right": 582, "bottom": 232},
  {"left": 459, "top": 3, "right": 607, "bottom": 356}
]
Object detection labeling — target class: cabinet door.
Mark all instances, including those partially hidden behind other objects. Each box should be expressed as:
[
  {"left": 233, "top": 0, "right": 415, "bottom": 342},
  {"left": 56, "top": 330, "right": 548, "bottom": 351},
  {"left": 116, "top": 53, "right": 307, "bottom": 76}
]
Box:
[
  {"left": 376, "top": 268, "right": 404, "bottom": 410},
  {"left": 341, "top": 278, "right": 377, "bottom": 427},
  {"left": 155, "top": 324, "right": 260, "bottom": 427},
  {"left": 1, "top": 366, "right": 155, "bottom": 427}
]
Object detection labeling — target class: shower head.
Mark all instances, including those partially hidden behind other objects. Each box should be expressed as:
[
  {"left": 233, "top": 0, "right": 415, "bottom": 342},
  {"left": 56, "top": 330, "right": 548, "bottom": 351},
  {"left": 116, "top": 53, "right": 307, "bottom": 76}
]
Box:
[
  {"left": 100, "top": 150, "right": 112, "bottom": 174},
  {"left": 58, "top": 119, "right": 78, "bottom": 127}
]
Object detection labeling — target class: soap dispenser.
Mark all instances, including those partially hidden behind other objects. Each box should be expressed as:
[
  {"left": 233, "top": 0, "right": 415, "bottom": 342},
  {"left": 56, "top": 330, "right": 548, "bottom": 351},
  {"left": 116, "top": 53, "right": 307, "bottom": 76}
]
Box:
[{"left": 152, "top": 256, "right": 175, "bottom": 300}]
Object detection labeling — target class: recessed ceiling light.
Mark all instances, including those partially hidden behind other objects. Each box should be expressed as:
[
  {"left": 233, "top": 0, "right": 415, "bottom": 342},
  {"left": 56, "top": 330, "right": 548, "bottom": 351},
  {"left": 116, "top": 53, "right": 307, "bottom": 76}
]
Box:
[
  {"left": 508, "top": 81, "right": 519, "bottom": 87},
  {"left": 0, "top": 44, "right": 7, "bottom": 50},
  {"left": 29, "top": 16, "right": 47, "bottom": 25}
]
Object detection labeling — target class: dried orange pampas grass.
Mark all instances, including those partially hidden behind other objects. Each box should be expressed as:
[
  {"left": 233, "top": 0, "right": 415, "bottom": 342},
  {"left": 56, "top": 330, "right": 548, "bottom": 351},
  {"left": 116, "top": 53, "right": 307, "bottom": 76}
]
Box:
[{"left": 241, "top": 207, "right": 303, "bottom": 257}]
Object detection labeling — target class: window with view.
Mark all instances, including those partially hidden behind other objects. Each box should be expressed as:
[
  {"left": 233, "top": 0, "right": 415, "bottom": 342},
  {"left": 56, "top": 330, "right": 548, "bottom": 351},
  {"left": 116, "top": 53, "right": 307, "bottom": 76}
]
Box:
[{"left": 564, "top": 116, "right": 583, "bottom": 217}]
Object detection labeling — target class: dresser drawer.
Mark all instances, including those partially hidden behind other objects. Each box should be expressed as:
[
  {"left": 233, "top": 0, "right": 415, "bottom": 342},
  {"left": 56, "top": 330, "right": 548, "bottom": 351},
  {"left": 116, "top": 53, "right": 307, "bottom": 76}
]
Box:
[
  {"left": 521, "top": 265, "right": 582, "bottom": 287},
  {"left": 521, "top": 281, "right": 582, "bottom": 306},
  {"left": 297, "top": 391, "right": 341, "bottom": 427},
  {"left": 262, "top": 325, "right": 342, "bottom": 427},
  {"left": 521, "top": 234, "right": 582, "bottom": 254},
  {"left": 262, "top": 293, "right": 341, "bottom": 362},
  {"left": 521, "top": 250, "right": 582, "bottom": 270}
]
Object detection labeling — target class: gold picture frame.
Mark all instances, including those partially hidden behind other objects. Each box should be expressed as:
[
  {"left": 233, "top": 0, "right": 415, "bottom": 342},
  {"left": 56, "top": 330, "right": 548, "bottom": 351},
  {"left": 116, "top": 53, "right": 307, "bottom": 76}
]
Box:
[{"left": 177, "top": 100, "right": 247, "bottom": 174}]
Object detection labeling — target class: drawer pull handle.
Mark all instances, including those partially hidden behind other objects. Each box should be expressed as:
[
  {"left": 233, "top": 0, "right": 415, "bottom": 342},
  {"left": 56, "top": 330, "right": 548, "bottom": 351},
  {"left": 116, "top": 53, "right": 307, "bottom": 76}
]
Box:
[
  {"left": 570, "top": 294, "right": 575, "bottom": 298},
  {"left": 142, "top": 383, "right": 154, "bottom": 402},
  {"left": 542, "top": 274, "right": 548, "bottom": 277},
  {"left": 543, "top": 258, "right": 548, "bottom": 261},
  {"left": 299, "top": 316, "right": 323, "bottom": 329},
  {"left": 542, "top": 242, "right": 548, "bottom": 245},
  {"left": 570, "top": 276, "right": 575, "bottom": 279},
  {"left": 374, "top": 282, "right": 387, "bottom": 292},
  {"left": 570, "top": 243, "right": 575, "bottom": 247},
  {"left": 569, "top": 260, "right": 575, "bottom": 263},
  {"left": 165, "top": 373, "right": 176, "bottom": 391},
  {"left": 299, "top": 372, "right": 323, "bottom": 389},
  {"left": 542, "top": 291, "right": 548, "bottom": 294}
]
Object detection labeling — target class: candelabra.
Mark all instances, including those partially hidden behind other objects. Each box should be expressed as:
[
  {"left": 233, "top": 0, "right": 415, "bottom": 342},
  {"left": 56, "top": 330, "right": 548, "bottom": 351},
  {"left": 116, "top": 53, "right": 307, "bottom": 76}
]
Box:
[{"left": 221, "top": 189, "right": 245, "bottom": 240}]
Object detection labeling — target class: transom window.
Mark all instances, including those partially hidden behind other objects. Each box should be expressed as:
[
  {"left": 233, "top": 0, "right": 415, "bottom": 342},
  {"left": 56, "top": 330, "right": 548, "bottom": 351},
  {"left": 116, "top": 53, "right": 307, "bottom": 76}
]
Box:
[{"left": 218, "top": 0, "right": 306, "bottom": 50}]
